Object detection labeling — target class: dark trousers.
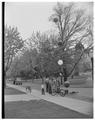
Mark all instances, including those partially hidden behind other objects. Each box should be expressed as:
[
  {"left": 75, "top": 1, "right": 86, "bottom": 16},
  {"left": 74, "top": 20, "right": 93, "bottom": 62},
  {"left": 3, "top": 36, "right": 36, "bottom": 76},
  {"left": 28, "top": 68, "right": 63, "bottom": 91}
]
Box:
[
  {"left": 46, "top": 83, "right": 49, "bottom": 92},
  {"left": 42, "top": 88, "right": 45, "bottom": 95},
  {"left": 13, "top": 81, "right": 15, "bottom": 84},
  {"left": 48, "top": 84, "right": 52, "bottom": 94}
]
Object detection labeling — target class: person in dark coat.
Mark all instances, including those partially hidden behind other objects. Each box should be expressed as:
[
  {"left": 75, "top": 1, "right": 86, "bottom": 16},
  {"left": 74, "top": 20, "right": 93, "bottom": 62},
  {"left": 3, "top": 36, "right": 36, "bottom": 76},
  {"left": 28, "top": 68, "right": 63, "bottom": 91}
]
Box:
[
  {"left": 48, "top": 79, "right": 52, "bottom": 94},
  {"left": 45, "top": 77, "right": 49, "bottom": 92},
  {"left": 56, "top": 79, "right": 60, "bottom": 93}
]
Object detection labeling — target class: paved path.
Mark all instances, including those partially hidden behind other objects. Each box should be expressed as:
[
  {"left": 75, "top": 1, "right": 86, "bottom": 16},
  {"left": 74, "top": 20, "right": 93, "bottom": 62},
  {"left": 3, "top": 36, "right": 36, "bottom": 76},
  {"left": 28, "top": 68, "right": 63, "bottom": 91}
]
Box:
[{"left": 6, "top": 83, "right": 93, "bottom": 116}]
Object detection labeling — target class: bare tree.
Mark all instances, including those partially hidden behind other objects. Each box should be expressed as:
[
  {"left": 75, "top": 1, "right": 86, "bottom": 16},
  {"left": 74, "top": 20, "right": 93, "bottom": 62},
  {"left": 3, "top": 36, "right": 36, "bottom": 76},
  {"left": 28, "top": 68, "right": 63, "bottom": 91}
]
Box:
[
  {"left": 4, "top": 25, "right": 24, "bottom": 86},
  {"left": 50, "top": 2, "right": 92, "bottom": 81}
]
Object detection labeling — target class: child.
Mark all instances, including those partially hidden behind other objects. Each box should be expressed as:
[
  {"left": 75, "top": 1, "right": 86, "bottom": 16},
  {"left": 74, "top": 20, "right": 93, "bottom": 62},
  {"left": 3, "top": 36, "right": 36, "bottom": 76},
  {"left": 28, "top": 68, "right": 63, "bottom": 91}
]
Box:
[
  {"left": 26, "top": 86, "right": 32, "bottom": 93},
  {"left": 41, "top": 83, "right": 45, "bottom": 95},
  {"left": 64, "top": 81, "right": 70, "bottom": 94}
]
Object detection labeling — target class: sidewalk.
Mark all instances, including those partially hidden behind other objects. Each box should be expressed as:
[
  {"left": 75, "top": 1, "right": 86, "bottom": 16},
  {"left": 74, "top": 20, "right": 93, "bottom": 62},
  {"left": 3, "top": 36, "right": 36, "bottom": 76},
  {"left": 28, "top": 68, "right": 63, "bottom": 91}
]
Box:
[{"left": 6, "top": 83, "right": 93, "bottom": 116}]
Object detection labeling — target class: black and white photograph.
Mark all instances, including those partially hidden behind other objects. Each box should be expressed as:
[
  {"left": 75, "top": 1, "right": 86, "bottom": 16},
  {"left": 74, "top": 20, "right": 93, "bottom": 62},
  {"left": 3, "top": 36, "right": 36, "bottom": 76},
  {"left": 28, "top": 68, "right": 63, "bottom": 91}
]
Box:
[{"left": 3, "top": 1, "right": 93, "bottom": 119}]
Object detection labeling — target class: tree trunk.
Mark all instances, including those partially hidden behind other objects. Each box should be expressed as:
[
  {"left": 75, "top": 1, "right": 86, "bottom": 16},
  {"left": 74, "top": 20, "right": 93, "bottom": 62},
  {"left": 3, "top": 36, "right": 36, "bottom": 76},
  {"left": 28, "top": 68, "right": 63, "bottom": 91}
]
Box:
[
  {"left": 63, "top": 67, "right": 68, "bottom": 82},
  {"left": 74, "top": 65, "right": 79, "bottom": 76},
  {"left": 91, "top": 57, "right": 93, "bottom": 80},
  {"left": 60, "top": 76, "right": 63, "bottom": 84},
  {"left": 64, "top": 76, "right": 68, "bottom": 82}
]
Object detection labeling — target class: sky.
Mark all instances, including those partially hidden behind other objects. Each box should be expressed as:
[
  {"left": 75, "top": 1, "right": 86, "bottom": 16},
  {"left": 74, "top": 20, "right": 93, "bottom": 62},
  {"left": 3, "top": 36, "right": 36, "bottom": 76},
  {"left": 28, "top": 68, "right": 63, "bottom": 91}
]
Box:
[{"left": 5, "top": 2, "right": 93, "bottom": 40}]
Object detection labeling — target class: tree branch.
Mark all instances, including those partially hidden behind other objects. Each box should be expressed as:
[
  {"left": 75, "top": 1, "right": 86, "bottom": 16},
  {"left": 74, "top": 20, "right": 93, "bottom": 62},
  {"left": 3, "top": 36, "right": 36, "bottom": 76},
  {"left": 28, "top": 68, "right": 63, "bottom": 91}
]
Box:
[{"left": 67, "top": 43, "right": 93, "bottom": 77}]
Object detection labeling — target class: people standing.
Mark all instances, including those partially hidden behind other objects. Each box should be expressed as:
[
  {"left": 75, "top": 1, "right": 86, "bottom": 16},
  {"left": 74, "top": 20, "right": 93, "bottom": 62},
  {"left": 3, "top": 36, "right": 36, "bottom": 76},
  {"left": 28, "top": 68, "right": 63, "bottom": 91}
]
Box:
[{"left": 45, "top": 76, "right": 49, "bottom": 92}]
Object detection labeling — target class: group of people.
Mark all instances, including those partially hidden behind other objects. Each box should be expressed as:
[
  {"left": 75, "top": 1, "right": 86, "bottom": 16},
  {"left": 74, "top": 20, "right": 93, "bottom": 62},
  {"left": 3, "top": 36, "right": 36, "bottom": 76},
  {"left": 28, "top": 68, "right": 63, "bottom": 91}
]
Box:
[{"left": 41, "top": 77, "right": 61, "bottom": 95}]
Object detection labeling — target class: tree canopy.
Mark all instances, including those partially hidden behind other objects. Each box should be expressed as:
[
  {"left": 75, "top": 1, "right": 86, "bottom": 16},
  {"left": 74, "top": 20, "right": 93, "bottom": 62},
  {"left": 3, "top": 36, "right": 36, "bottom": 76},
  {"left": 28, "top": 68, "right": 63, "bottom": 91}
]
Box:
[
  {"left": 4, "top": 25, "right": 24, "bottom": 75},
  {"left": 5, "top": 3, "right": 93, "bottom": 81}
]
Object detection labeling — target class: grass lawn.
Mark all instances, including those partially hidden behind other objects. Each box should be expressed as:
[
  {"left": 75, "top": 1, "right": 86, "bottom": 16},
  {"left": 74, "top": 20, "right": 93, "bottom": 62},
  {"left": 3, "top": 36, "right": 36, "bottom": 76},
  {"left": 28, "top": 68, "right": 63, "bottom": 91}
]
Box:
[
  {"left": 66, "top": 93, "right": 93, "bottom": 102},
  {"left": 5, "top": 100, "right": 92, "bottom": 119},
  {"left": 4, "top": 87, "right": 25, "bottom": 95}
]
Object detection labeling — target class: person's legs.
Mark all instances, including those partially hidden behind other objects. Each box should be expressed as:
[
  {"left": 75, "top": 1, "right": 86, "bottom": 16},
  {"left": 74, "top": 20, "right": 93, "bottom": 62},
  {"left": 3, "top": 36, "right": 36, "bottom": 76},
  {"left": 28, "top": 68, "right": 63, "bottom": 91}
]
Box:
[
  {"left": 42, "top": 88, "right": 44, "bottom": 95},
  {"left": 64, "top": 89, "right": 68, "bottom": 94},
  {"left": 57, "top": 87, "right": 60, "bottom": 93},
  {"left": 46, "top": 83, "right": 48, "bottom": 92},
  {"left": 42, "top": 88, "right": 45, "bottom": 95},
  {"left": 42, "top": 88, "right": 43, "bottom": 94},
  {"left": 50, "top": 85, "right": 52, "bottom": 94},
  {"left": 43, "top": 88, "right": 45, "bottom": 95}
]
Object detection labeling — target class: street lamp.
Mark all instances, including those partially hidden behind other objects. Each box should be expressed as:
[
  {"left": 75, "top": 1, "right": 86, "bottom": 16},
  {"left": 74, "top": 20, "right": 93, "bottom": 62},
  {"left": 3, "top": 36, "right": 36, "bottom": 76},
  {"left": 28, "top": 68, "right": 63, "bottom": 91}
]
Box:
[{"left": 58, "top": 59, "right": 63, "bottom": 84}]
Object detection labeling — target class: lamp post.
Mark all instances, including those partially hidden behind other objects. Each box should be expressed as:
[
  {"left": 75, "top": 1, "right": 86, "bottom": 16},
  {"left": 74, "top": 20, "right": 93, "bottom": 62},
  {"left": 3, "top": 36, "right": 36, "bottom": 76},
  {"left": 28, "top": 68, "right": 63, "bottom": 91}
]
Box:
[{"left": 58, "top": 59, "right": 63, "bottom": 84}]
